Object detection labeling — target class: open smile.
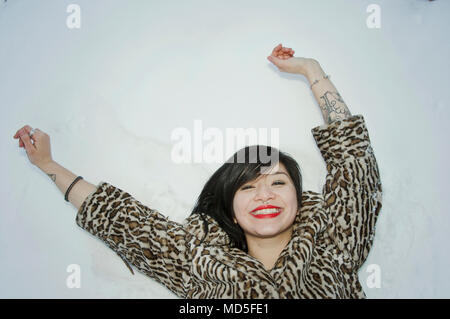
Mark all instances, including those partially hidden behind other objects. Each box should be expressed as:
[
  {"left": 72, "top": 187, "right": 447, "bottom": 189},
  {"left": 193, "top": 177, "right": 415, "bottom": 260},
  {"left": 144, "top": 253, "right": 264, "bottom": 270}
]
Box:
[{"left": 250, "top": 207, "right": 283, "bottom": 219}]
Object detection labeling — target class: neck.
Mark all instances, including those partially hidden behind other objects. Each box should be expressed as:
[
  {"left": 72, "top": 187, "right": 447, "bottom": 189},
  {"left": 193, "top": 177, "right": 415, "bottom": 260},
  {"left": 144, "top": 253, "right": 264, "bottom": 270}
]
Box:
[{"left": 246, "top": 225, "right": 293, "bottom": 271}]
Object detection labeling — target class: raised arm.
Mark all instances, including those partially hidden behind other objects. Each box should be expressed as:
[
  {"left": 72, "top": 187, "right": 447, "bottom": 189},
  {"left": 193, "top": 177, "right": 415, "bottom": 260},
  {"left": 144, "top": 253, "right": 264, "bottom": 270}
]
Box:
[
  {"left": 267, "top": 43, "right": 352, "bottom": 124},
  {"left": 267, "top": 45, "right": 382, "bottom": 271}
]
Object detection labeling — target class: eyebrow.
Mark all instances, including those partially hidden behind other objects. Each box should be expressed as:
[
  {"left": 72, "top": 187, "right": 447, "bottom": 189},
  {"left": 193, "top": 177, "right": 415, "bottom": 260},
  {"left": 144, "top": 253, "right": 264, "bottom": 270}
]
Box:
[{"left": 267, "top": 171, "right": 289, "bottom": 177}]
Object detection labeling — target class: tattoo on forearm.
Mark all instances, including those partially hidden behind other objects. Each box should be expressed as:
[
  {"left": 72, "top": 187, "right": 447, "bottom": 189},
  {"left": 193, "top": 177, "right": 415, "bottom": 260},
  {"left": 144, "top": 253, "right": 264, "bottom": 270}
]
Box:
[
  {"left": 319, "top": 91, "right": 352, "bottom": 124},
  {"left": 47, "top": 173, "right": 56, "bottom": 182}
]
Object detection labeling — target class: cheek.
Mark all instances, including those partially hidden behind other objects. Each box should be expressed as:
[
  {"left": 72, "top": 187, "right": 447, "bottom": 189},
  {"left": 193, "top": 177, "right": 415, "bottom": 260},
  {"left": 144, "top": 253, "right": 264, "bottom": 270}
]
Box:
[
  {"left": 283, "top": 186, "right": 298, "bottom": 207},
  {"left": 233, "top": 193, "right": 250, "bottom": 219}
]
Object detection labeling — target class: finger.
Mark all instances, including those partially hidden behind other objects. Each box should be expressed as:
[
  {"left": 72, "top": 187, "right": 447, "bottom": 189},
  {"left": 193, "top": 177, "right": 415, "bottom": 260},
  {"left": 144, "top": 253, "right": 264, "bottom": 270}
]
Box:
[
  {"left": 16, "top": 129, "right": 31, "bottom": 147},
  {"left": 19, "top": 132, "right": 36, "bottom": 151},
  {"left": 280, "top": 48, "right": 291, "bottom": 55},
  {"left": 14, "top": 125, "right": 32, "bottom": 138},
  {"left": 14, "top": 127, "right": 26, "bottom": 139},
  {"left": 276, "top": 44, "right": 284, "bottom": 54},
  {"left": 271, "top": 43, "right": 282, "bottom": 55},
  {"left": 24, "top": 126, "right": 35, "bottom": 143}
]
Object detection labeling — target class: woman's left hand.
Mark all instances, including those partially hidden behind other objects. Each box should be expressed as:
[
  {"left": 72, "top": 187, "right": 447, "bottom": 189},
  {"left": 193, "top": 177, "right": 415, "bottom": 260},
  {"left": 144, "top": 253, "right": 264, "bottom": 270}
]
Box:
[
  {"left": 267, "top": 43, "right": 318, "bottom": 77},
  {"left": 13, "top": 125, "right": 53, "bottom": 168}
]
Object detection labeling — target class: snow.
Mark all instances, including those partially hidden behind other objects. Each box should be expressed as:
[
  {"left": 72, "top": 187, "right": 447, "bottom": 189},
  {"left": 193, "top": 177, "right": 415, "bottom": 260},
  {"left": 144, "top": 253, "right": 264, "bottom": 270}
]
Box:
[{"left": 1, "top": 0, "right": 449, "bottom": 298}]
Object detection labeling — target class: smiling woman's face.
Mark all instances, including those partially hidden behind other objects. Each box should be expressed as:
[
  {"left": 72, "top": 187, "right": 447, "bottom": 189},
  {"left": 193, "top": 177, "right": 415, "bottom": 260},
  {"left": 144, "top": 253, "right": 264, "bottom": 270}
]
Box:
[{"left": 232, "top": 162, "right": 299, "bottom": 239}]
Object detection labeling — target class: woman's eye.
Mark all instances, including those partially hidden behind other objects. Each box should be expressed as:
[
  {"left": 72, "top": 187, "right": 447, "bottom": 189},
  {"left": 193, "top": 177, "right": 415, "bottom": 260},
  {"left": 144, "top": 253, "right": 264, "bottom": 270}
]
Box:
[{"left": 241, "top": 181, "right": 285, "bottom": 190}]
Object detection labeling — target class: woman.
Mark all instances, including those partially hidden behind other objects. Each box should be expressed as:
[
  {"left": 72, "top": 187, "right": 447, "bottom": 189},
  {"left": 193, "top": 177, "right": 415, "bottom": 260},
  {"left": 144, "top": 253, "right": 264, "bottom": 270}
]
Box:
[{"left": 13, "top": 44, "right": 382, "bottom": 298}]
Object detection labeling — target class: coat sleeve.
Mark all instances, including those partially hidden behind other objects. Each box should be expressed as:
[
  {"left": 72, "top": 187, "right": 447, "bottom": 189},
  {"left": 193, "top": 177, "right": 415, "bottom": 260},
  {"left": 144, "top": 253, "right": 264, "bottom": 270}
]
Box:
[
  {"left": 76, "top": 181, "right": 191, "bottom": 298},
  {"left": 311, "top": 115, "right": 383, "bottom": 271}
]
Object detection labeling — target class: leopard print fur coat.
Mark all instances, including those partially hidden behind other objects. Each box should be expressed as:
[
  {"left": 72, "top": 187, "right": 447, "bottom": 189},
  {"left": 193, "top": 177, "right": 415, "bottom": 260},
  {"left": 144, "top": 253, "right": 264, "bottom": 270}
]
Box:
[{"left": 76, "top": 114, "right": 382, "bottom": 298}]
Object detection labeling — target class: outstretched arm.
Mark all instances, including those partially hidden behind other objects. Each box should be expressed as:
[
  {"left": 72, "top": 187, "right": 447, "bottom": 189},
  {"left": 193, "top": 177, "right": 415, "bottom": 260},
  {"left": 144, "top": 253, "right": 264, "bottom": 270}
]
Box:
[
  {"left": 39, "top": 160, "right": 97, "bottom": 210},
  {"left": 14, "top": 125, "right": 192, "bottom": 295},
  {"left": 267, "top": 43, "right": 352, "bottom": 124}
]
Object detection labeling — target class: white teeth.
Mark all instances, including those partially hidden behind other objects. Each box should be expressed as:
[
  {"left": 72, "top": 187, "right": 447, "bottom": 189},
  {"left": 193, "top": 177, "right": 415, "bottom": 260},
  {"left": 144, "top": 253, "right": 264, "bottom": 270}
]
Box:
[{"left": 251, "top": 208, "right": 281, "bottom": 215}]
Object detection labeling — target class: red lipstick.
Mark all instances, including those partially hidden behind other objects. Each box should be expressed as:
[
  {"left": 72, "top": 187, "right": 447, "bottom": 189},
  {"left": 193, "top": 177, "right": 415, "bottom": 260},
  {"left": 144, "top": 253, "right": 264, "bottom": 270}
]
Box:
[
  {"left": 250, "top": 205, "right": 281, "bottom": 213},
  {"left": 249, "top": 205, "right": 282, "bottom": 219},
  {"left": 251, "top": 212, "right": 281, "bottom": 219}
]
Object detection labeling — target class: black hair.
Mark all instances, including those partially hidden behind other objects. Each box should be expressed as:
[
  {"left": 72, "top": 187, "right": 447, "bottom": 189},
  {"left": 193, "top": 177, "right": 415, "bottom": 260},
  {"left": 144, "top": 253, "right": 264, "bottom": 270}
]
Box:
[{"left": 190, "top": 145, "right": 303, "bottom": 252}]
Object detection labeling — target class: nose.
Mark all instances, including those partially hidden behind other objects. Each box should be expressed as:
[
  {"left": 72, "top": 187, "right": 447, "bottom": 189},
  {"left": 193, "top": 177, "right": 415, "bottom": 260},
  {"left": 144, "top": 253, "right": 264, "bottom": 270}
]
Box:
[{"left": 253, "top": 183, "right": 276, "bottom": 203}]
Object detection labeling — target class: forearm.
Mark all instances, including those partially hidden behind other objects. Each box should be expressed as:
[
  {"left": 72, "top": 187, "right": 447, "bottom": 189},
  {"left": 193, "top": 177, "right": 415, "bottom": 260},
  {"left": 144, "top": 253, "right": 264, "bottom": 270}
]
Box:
[
  {"left": 305, "top": 60, "right": 352, "bottom": 124},
  {"left": 38, "top": 161, "right": 98, "bottom": 211}
]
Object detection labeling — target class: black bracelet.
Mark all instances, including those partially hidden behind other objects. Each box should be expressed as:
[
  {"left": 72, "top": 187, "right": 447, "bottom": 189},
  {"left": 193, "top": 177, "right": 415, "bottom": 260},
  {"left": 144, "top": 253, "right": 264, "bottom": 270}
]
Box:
[{"left": 65, "top": 176, "right": 84, "bottom": 202}]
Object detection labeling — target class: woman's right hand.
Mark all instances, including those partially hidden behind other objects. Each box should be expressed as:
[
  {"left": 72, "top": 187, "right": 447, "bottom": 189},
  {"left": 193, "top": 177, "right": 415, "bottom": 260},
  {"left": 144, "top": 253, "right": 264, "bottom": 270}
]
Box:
[
  {"left": 13, "top": 125, "right": 54, "bottom": 168},
  {"left": 267, "top": 43, "right": 318, "bottom": 77}
]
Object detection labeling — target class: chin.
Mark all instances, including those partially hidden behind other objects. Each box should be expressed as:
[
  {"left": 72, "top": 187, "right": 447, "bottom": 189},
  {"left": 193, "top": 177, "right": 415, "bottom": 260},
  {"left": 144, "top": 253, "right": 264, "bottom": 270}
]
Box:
[{"left": 252, "top": 225, "right": 287, "bottom": 238}]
